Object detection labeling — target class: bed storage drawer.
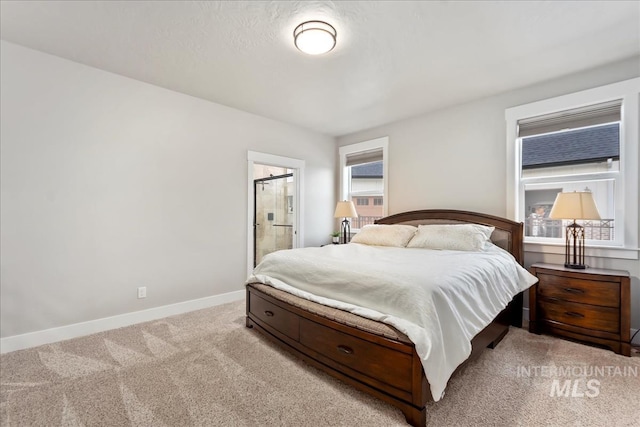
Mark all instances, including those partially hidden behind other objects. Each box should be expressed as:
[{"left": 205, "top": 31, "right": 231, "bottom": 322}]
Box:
[
  {"left": 299, "top": 318, "right": 413, "bottom": 392},
  {"left": 249, "top": 294, "right": 300, "bottom": 340}
]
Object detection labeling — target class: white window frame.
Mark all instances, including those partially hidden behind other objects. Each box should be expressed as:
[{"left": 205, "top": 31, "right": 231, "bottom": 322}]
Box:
[
  {"left": 506, "top": 78, "right": 639, "bottom": 260},
  {"left": 339, "top": 137, "right": 389, "bottom": 230}
]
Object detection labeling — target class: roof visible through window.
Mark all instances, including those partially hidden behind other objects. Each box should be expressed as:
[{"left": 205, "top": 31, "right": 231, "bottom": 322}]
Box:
[{"left": 522, "top": 123, "right": 619, "bottom": 169}]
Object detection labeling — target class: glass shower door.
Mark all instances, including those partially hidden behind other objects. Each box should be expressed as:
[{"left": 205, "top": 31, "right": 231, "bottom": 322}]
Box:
[{"left": 254, "top": 173, "right": 294, "bottom": 267}]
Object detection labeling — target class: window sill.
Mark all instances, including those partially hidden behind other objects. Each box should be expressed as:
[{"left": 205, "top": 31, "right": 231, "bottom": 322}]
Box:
[{"left": 524, "top": 241, "right": 639, "bottom": 260}]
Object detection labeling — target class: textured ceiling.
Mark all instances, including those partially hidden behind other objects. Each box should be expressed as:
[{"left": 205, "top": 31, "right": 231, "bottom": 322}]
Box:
[{"left": 1, "top": 1, "right": 639, "bottom": 136}]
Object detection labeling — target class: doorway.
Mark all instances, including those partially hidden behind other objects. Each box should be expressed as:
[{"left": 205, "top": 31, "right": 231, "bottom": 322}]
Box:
[
  {"left": 247, "top": 151, "right": 305, "bottom": 276},
  {"left": 253, "top": 171, "right": 294, "bottom": 267}
]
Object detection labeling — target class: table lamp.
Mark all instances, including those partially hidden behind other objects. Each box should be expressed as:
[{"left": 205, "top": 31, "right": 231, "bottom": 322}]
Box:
[
  {"left": 334, "top": 200, "right": 358, "bottom": 244},
  {"left": 548, "top": 191, "right": 601, "bottom": 269}
]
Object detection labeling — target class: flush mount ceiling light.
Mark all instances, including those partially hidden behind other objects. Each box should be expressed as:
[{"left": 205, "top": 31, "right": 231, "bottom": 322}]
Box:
[{"left": 293, "top": 21, "right": 337, "bottom": 55}]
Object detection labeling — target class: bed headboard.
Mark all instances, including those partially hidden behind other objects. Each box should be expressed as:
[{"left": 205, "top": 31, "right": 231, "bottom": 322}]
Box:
[{"left": 375, "top": 209, "right": 524, "bottom": 265}]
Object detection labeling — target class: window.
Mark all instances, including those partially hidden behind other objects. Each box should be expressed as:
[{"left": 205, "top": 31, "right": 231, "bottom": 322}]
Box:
[
  {"left": 339, "top": 137, "right": 389, "bottom": 230},
  {"left": 506, "top": 78, "right": 639, "bottom": 259},
  {"left": 521, "top": 107, "right": 620, "bottom": 243}
]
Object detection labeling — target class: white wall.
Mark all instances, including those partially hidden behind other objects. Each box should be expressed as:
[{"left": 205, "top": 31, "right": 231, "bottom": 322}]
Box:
[
  {"left": 337, "top": 57, "right": 640, "bottom": 330},
  {"left": 0, "top": 41, "right": 335, "bottom": 340}
]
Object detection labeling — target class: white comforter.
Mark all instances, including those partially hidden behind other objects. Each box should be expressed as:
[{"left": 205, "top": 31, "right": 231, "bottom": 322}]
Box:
[{"left": 246, "top": 243, "right": 537, "bottom": 401}]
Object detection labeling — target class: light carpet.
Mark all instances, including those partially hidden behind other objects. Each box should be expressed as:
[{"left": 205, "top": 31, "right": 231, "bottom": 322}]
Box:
[{"left": 1, "top": 300, "right": 638, "bottom": 426}]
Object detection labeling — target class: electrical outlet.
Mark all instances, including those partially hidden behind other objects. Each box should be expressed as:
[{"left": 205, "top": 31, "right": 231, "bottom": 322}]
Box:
[{"left": 137, "top": 286, "right": 147, "bottom": 299}]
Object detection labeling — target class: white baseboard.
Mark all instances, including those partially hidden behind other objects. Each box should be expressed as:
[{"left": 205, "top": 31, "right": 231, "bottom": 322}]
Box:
[
  {"left": 0, "top": 290, "right": 245, "bottom": 354},
  {"left": 522, "top": 307, "right": 530, "bottom": 323}
]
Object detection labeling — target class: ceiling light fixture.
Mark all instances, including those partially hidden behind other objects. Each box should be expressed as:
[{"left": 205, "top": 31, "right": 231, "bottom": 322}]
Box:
[{"left": 294, "top": 21, "right": 337, "bottom": 55}]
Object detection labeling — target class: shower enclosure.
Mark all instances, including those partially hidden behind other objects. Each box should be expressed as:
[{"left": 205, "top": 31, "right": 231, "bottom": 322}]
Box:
[{"left": 253, "top": 172, "right": 294, "bottom": 267}]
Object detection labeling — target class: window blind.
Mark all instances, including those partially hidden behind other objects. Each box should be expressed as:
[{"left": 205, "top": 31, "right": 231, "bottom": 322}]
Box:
[
  {"left": 345, "top": 148, "right": 383, "bottom": 167},
  {"left": 517, "top": 99, "right": 622, "bottom": 138}
]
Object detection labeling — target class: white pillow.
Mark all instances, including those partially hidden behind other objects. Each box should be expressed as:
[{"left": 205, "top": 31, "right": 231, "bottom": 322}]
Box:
[
  {"left": 350, "top": 224, "right": 417, "bottom": 247},
  {"left": 406, "top": 224, "right": 495, "bottom": 251}
]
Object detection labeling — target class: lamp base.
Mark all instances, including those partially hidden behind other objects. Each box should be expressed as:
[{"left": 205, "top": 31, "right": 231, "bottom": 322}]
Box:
[
  {"left": 564, "top": 221, "right": 586, "bottom": 271},
  {"left": 564, "top": 263, "right": 586, "bottom": 270},
  {"left": 340, "top": 218, "right": 351, "bottom": 245}
]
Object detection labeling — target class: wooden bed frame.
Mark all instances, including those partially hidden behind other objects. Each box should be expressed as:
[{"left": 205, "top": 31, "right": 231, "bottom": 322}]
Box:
[{"left": 246, "top": 210, "right": 525, "bottom": 426}]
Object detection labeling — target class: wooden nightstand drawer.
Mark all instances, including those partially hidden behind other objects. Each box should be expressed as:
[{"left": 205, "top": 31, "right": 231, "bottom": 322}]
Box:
[
  {"left": 537, "top": 273, "right": 620, "bottom": 307},
  {"left": 537, "top": 299, "right": 619, "bottom": 334}
]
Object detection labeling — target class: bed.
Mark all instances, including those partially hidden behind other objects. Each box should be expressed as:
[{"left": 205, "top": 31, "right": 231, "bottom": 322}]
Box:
[{"left": 245, "top": 210, "right": 534, "bottom": 426}]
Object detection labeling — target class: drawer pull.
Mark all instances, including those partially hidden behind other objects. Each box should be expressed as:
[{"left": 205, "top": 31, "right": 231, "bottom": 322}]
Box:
[
  {"left": 563, "top": 288, "right": 584, "bottom": 294},
  {"left": 264, "top": 310, "right": 274, "bottom": 317},
  {"left": 565, "top": 311, "right": 584, "bottom": 318},
  {"left": 337, "top": 345, "right": 354, "bottom": 355}
]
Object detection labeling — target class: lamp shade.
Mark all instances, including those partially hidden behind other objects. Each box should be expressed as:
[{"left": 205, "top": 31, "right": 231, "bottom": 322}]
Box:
[
  {"left": 334, "top": 200, "right": 358, "bottom": 218},
  {"left": 548, "top": 192, "right": 601, "bottom": 220}
]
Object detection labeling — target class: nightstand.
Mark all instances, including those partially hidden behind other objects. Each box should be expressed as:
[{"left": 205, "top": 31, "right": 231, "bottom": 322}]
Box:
[{"left": 529, "top": 263, "right": 630, "bottom": 356}]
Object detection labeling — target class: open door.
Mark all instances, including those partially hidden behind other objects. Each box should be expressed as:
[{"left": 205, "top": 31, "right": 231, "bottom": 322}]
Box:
[
  {"left": 247, "top": 151, "right": 304, "bottom": 277},
  {"left": 253, "top": 173, "right": 294, "bottom": 267}
]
